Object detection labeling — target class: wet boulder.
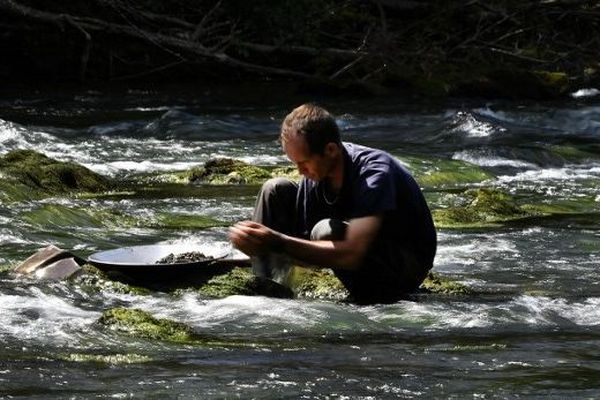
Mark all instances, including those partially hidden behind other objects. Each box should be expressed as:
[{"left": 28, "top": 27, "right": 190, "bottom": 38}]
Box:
[
  {"left": 98, "top": 307, "right": 199, "bottom": 343},
  {"left": 287, "top": 267, "right": 349, "bottom": 300},
  {"left": 288, "top": 267, "right": 472, "bottom": 299},
  {"left": 433, "top": 188, "right": 530, "bottom": 228},
  {"left": 188, "top": 158, "right": 299, "bottom": 185},
  {"left": 198, "top": 267, "right": 293, "bottom": 299},
  {"left": 420, "top": 272, "right": 473, "bottom": 295},
  {"left": 98, "top": 307, "right": 255, "bottom": 347},
  {"left": 0, "top": 149, "right": 112, "bottom": 201},
  {"left": 189, "top": 158, "right": 271, "bottom": 185}
]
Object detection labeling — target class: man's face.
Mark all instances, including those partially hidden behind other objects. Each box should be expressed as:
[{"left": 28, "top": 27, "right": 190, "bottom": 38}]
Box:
[{"left": 282, "top": 134, "right": 333, "bottom": 181}]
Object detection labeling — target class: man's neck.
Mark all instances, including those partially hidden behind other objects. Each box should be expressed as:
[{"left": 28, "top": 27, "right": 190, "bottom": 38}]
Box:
[{"left": 328, "top": 149, "right": 345, "bottom": 192}]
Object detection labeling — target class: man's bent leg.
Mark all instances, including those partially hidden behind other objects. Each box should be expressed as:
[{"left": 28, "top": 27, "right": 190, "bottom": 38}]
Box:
[
  {"left": 251, "top": 178, "right": 298, "bottom": 281},
  {"left": 310, "top": 218, "right": 348, "bottom": 241},
  {"left": 311, "top": 218, "right": 430, "bottom": 303},
  {"left": 253, "top": 177, "right": 298, "bottom": 232}
]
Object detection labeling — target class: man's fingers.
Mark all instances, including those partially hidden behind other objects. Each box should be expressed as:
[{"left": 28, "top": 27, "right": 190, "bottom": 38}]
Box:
[
  {"left": 237, "top": 220, "right": 263, "bottom": 229},
  {"left": 229, "top": 226, "right": 260, "bottom": 243},
  {"left": 231, "top": 222, "right": 269, "bottom": 239}
]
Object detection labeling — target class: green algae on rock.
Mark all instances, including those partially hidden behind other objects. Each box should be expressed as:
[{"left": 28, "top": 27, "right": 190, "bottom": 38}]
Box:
[
  {"left": 420, "top": 272, "right": 473, "bottom": 295},
  {"left": 287, "top": 267, "right": 349, "bottom": 300},
  {"left": 547, "top": 144, "right": 600, "bottom": 163},
  {"left": 188, "top": 158, "right": 300, "bottom": 185},
  {"left": 0, "top": 150, "right": 111, "bottom": 198},
  {"left": 198, "top": 267, "right": 293, "bottom": 299},
  {"left": 71, "top": 264, "right": 152, "bottom": 296},
  {"left": 433, "top": 188, "right": 529, "bottom": 228},
  {"left": 189, "top": 158, "right": 271, "bottom": 185},
  {"left": 270, "top": 165, "right": 301, "bottom": 181},
  {"left": 98, "top": 307, "right": 253, "bottom": 347},
  {"left": 99, "top": 307, "right": 199, "bottom": 343},
  {"left": 400, "top": 156, "right": 494, "bottom": 189}
]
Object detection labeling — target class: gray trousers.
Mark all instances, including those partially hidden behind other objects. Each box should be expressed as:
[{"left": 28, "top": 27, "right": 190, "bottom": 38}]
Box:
[{"left": 252, "top": 178, "right": 430, "bottom": 303}]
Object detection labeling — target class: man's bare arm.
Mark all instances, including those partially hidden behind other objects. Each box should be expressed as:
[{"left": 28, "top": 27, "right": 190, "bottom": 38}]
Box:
[{"left": 229, "top": 215, "right": 382, "bottom": 270}]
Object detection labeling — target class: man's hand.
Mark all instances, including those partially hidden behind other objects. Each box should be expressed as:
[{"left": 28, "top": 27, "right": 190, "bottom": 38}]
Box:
[
  {"left": 230, "top": 215, "right": 382, "bottom": 270},
  {"left": 228, "top": 221, "right": 284, "bottom": 256}
]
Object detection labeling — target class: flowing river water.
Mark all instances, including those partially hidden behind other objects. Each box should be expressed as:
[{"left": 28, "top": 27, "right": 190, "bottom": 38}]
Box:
[{"left": 0, "top": 86, "right": 599, "bottom": 399}]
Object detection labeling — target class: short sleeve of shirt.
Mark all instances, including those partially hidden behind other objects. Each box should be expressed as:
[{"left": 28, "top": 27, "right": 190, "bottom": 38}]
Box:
[{"left": 348, "top": 147, "right": 398, "bottom": 219}]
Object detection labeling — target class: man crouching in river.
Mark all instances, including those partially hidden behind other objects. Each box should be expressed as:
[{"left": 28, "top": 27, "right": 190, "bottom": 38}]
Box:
[{"left": 229, "top": 103, "right": 436, "bottom": 304}]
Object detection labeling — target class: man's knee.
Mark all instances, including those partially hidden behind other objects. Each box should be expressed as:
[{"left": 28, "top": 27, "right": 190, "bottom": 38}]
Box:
[
  {"left": 310, "top": 219, "right": 348, "bottom": 241},
  {"left": 260, "top": 177, "right": 298, "bottom": 199}
]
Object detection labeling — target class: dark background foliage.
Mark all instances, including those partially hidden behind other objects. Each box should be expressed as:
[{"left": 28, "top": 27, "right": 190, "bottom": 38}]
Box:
[{"left": 1, "top": 0, "right": 599, "bottom": 97}]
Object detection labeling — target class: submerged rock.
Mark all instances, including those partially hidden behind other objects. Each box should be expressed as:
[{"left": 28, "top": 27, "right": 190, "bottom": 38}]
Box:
[
  {"left": 433, "top": 188, "right": 529, "bottom": 228},
  {"left": 153, "top": 212, "right": 226, "bottom": 230},
  {"left": 19, "top": 204, "right": 137, "bottom": 229},
  {"left": 0, "top": 150, "right": 111, "bottom": 201},
  {"left": 198, "top": 267, "right": 293, "bottom": 299}
]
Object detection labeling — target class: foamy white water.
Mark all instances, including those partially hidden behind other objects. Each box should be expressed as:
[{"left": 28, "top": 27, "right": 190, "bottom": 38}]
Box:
[{"left": 453, "top": 151, "right": 537, "bottom": 168}]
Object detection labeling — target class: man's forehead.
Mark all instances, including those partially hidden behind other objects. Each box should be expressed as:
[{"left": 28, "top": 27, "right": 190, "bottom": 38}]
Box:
[{"left": 283, "top": 132, "right": 308, "bottom": 149}]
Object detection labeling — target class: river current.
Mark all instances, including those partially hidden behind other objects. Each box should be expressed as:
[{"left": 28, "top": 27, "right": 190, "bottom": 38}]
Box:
[{"left": 0, "top": 86, "right": 599, "bottom": 399}]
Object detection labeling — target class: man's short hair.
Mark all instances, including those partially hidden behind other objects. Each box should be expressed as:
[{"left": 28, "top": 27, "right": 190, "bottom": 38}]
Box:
[{"left": 280, "top": 103, "right": 341, "bottom": 155}]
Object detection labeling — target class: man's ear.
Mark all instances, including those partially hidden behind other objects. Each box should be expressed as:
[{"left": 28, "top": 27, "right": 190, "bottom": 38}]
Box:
[{"left": 324, "top": 142, "right": 340, "bottom": 157}]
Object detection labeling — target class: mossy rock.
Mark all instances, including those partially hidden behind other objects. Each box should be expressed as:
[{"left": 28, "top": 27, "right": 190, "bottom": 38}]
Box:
[
  {"left": 0, "top": 179, "right": 44, "bottom": 202},
  {"left": 0, "top": 150, "right": 111, "bottom": 196},
  {"left": 270, "top": 165, "right": 301, "bottom": 181},
  {"left": 420, "top": 272, "right": 473, "bottom": 295},
  {"left": 98, "top": 307, "right": 200, "bottom": 343},
  {"left": 189, "top": 158, "right": 272, "bottom": 185},
  {"left": 198, "top": 267, "right": 293, "bottom": 298},
  {"left": 547, "top": 144, "right": 600, "bottom": 162},
  {"left": 70, "top": 264, "right": 152, "bottom": 295},
  {"left": 0, "top": 262, "right": 16, "bottom": 274},
  {"left": 133, "top": 170, "right": 191, "bottom": 185},
  {"left": 288, "top": 267, "right": 471, "bottom": 299},
  {"left": 433, "top": 188, "right": 529, "bottom": 228},
  {"left": 404, "top": 156, "right": 494, "bottom": 188},
  {"left": 287, "top": 266, "right": 349, "bottom": 300},
  {"left": 98, "top": 307, "right": 254, "bottom": 347}
]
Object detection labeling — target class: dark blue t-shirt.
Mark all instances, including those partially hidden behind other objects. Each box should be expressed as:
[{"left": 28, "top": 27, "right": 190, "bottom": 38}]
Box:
[{"left": 295, "top": 142, "right": 436, "bottom": 268}]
